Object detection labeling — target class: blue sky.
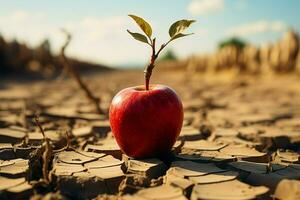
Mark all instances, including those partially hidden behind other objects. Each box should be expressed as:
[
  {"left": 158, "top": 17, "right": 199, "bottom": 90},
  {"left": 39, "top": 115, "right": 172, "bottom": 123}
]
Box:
[{"left": 0, "top": 0, "right": 299, "bottom": 67}]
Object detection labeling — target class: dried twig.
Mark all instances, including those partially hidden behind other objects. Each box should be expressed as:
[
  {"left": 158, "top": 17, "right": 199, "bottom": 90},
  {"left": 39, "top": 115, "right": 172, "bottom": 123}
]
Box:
[
  {"left": 33, "top": 116, "right": 71, "bottom": 185},
  {"left": 34, "top": 115, "right": 53, "bottom": 184},
  {"left": 53, "top": 130, "right": 71, "bottom": 153},
  {"left": 60, "top": 29, "right": 103, "bottom": 114}
]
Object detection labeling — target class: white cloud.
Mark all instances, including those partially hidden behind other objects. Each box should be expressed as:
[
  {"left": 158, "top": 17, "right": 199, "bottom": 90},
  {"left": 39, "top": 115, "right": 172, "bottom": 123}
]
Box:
[
  {"left": 0, "top": 10, "right": 57, "bottom": 46},
  {"left": 0, "top": 10, "right": 150, "bottom": 66},
  {"left": 227, "top": 20, "right": 287, "bottom": 37},
  {"left": 66, "top": 16, "right": 126, "bottom": 41},
  {"left": 187, "top": 0, "right": 224, "bottom": 16}
]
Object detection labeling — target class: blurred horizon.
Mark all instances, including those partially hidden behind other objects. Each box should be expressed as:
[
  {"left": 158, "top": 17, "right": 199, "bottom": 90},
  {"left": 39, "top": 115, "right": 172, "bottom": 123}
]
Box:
[{"left": 0, "top": 0, "right": 299, "bottom": 68}]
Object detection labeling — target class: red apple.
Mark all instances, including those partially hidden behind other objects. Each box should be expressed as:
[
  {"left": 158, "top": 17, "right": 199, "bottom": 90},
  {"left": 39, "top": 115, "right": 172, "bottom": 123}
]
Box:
[{"left": 109, "top": 84, "right": 183, "bottom": 158}]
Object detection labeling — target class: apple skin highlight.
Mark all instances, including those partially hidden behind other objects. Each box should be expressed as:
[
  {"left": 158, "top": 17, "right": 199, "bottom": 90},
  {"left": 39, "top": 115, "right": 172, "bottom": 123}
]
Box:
[{"left": 109, "top": 84, "right": 183, "bottom": 158}]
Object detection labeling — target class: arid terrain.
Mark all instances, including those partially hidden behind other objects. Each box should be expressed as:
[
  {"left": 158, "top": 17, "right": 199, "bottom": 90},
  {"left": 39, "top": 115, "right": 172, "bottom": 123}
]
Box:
[{"left": 0, "top": 69, "right": 300, "bottom": 200}]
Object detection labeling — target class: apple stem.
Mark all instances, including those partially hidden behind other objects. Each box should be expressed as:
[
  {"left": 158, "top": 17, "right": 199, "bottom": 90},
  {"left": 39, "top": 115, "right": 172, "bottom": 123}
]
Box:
[
  {"left": 144, "top": 63, "right": 153, "bottom": 91},
  {"left": 144, "top": 38, "right": 156, "bottom": 90},
  {"left": 144, "top": 38, "right": 171, "bottom": 91}
]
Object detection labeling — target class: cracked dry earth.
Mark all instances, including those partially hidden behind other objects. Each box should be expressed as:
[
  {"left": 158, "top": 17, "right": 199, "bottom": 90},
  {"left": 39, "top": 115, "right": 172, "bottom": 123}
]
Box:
[{"left": 0, "top": 70, "right": 300, "bottom": 200}]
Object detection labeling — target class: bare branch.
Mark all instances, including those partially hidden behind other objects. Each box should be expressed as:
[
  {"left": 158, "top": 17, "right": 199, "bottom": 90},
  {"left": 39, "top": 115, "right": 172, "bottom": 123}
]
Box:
[
  {"left": 34, "top": 115, "right": 46, "bottom": 139},
  {"left": 60, "top": 29, "right": 103, "bottom": 115}
]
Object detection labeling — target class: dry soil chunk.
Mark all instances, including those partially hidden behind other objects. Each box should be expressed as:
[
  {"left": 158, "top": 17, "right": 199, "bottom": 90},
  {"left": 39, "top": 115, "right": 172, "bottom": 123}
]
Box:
[
  {"left": 259, "top": 127, "right": 300, "bottom": 148},
  {"left": 0, "top": 158, "right": 28, "bottom": 177},
  {"left": 0, "top": 128, "right": 26, "bottom": 144},
  {"left": 177, "top": 149, "right": 235, "bottom": 162},
  {"left": 0, "top": 143, "right": 13, "bottom": 150},
  {"left": 135, "top": 185, "right": 187, "bottom": 200},
  {"left": 274, "top": 179, "right": 300, "bottom": 200},
  {"left": 239, "top": 113, "right": 274, "bottom": 125},
  {"left": 191, "top": 179, "right": 269, "bottom": 200},
  {"left": 57, "top": 174, "right": 107, "bottom": 199},
  {"left": 0, "top": 176, "right": 25, "bottom": 190},
  {"left": 188, "top": 171, "right": 238, "bottom": 184},
  {"left": 165, "top": 176, "right": 194, "bottom": 198},
  {"left": 88, "top": 165, "right": 124, "bottom": 179},
  {"left": 84, "top": 155, "right": 124, "bottom": 169},
  {"left": 220, "top": 145, "right": 268, "bottom": 162},
  {"left": 0, "top": 177, "right": 32, "bottom": 199},
  {"left": 183, "top": 140, "right": 227, "bottom": 151},
  {"left": 127, "top": 158, "right": 167, "bottom": 179},
  {"left": 168, "top": 161, "right": 226, "bottom": 178},
  {"left": 277, "top": 150, "right": 300, "bottom": 163},
  {"left": 57, "top": 164, "right": 124, "bottom": 198},
  {"left": 88, "top": 165, "right": 125, "bottom": 193},
  {"left": 44, "top": 107, "right": 79, "bottom": 119},
  {"left": 53, "top": 162, "right": 86, "bottom": 176},
  {"left": 178, "top": 126, "right": 202, "bottom": 141},
  {"left": 56, "top": 150, "right": 98, "bottom": 164},
  {"left": 214, "top": 128, "right": 239, "bottom": 137},
  {"left": 85, "top": 138, "right": 122, "bottom": 159},
  {"left": 72, "top": 126, "right": 93, "bottom": 138}
]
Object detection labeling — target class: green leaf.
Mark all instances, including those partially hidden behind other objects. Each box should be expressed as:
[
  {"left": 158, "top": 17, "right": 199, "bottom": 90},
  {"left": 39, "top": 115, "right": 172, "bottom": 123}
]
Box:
[
  {"left": 170, "top": 33, "right": 194, "bottom": 41},
  {"left": 127, "top": 30, "right": 149, "bottom": 44},
  {"left": 169, "top": 19, "right": 196, "bottom": 38},
  {"left": 128, "top": 14, "right": 152, "bottom": 38}
]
